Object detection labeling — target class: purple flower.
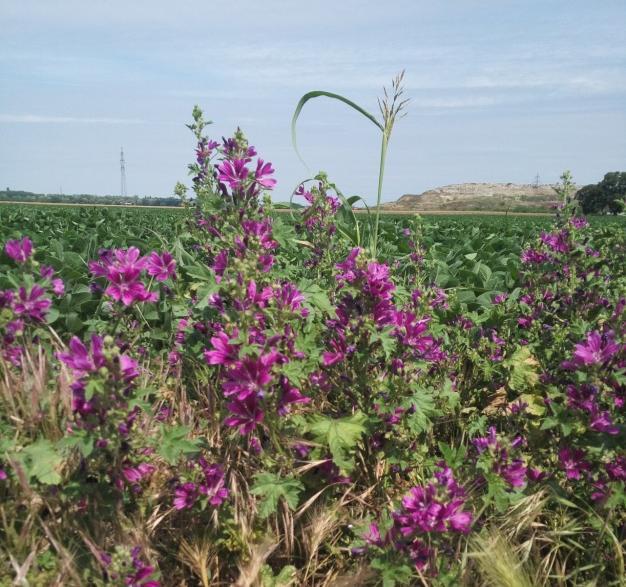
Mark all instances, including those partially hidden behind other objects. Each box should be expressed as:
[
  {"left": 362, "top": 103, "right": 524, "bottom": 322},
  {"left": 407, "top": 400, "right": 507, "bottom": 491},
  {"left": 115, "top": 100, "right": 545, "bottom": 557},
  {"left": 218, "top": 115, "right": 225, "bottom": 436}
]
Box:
[
  {"left": 278, "top": 378, "right": 310, "bottom": 415},
  {"left": 493, "top": 293, "right": 508, "bottom": 304},
  {"left": 500, "top": 459, "right": 528, "bottom": 488},
  {"left": 4, "top": 237, "right": 33, "bottom": 263},
  {"left": 572, "top": 331, "right": 620, "bottom": 367},
  {"left": 204, "top": 332, "right": 239, "bottom": 366},
  {"left": 199, "top": 462, "right": 229, "bottom": 506},
  {"left": 521, "top": 248, "right": 549, "bottom": 264},
  {"left": 106, "top": 278, "right": 157, "bottom": 306},
  {"left": 217, "top": 159, "right": 249, "bottom": 190},
  {"left": 222, "top": 352, "right": 279, "bottom": 400},
  {"left": 322, "top": 350, "right": 344, "bottom": 367},
  {"left": 606, "top": 456, "right": 626, "bottom": 481},
  {"left": 570, "top": 217, "right": 589, "bottom": 229},
  {"left": 212, "top": 250, "right": 228, "bottom": 279},
  {"left": 224, "top": 395, "right": 264, "bottom": 434},
  {"left": 540, "top": 229, "right": 570, "bottom": 253},
  {"left": 122, "top": 462, "right": 155, "bottom": 484},
  {"left": 13, "top": 285, "right": 51, "bottom": 321},
  {"left": 254, "top": 159, "right": 277, "bottom": 189},
  {"left": 58, "top": 335, "right": 106, "bottom": 375},
  {"left": 90, "top": 247, "right": 157, "bottom": 306},
  {"left": 173, "top": 482, "right": 198, "bottom": 510},
  {"left": 145, "top": 251, "right": 176, "bottom": 281},
  {"left": 119, "top": 354, "right": 140, "bottom": 382},
  {"left": 558, "top": 447, "right": 591, "bottom": 480},
  {"left": 589, "top": 410, "right": 619, "bottom": 435},
  {"left": 51, "top": 278, "right": 65, "bottom": 296},
  {"left": 392, "top": 466, "right": 472, "bottom": 537}
]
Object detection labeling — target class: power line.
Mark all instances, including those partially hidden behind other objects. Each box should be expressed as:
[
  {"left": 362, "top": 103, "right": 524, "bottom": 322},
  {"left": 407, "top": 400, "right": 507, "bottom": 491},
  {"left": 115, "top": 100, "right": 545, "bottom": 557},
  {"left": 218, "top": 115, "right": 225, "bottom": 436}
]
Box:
[{"left": 120, "top": 147, "right": 127, "bottom": 198}]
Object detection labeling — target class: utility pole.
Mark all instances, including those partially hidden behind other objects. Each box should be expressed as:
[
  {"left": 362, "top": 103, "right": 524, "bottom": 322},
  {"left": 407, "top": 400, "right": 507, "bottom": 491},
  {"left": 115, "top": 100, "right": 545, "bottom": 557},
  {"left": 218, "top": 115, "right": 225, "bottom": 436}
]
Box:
[
  {"left": 533, "top": 172, "right": 540, "bottom": 188},
  {"left": 120, "top": 147, "right": 127, "bottom": 198}
]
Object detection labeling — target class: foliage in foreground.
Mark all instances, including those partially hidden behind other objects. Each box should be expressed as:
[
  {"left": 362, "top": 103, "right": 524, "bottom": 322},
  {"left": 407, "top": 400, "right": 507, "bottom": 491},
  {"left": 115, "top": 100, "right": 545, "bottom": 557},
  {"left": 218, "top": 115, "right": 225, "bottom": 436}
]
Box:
[{"left": 0, "top": 109, "right": 625, "bottom": 586}]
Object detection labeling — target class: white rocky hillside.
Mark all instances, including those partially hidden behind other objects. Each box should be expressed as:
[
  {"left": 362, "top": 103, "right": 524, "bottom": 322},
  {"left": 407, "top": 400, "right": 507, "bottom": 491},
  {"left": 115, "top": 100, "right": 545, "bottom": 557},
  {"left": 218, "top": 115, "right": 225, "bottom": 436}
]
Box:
[{"left": 382, "top": 183, "right": 571, "bottom": 211}]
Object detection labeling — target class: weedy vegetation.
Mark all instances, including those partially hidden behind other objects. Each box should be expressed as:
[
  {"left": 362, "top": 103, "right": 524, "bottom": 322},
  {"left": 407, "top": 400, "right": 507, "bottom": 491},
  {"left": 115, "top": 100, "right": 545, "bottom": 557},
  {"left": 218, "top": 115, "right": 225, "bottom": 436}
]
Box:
[{"left": 0, "top": 76, "right": 625, "bottom": 586}]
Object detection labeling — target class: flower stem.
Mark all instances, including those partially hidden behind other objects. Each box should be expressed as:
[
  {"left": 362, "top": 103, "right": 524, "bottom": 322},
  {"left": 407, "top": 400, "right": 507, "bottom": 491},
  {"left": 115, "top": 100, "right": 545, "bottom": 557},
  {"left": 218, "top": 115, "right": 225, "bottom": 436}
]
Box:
[{"left": 371, "top": 132, "right": 389, "bottom": 259}]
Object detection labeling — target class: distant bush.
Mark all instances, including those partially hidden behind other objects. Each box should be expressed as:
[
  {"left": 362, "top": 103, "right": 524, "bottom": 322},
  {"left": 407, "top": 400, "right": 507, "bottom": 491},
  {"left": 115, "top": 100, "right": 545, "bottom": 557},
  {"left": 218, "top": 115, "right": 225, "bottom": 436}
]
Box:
[{"left": 577, "top": 172, "right": 626, "bottom": 215}]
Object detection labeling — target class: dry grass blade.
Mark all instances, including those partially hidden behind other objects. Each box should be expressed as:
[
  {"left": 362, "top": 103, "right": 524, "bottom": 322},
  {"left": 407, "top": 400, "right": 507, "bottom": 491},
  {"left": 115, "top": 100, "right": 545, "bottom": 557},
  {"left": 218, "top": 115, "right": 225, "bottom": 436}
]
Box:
[
  {"left": 471, "top": 530, "right": 537, "bottom": 587},
  {"left": 377, "top": 69, "right": 409, "bottom": 135},
  {"left": 233, "top": 537, "right": 278, "bottom": 587},
  {"left": 301, "top": 506, "right": 341, "bottom": 582},
  {"left": 178, "top": 537, "right": 213, "bottom": 587}
]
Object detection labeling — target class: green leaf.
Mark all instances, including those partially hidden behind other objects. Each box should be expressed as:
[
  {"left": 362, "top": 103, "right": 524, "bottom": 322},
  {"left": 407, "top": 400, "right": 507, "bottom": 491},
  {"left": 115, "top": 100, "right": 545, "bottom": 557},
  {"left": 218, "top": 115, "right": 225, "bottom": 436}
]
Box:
[
  {"left": 369, "top": 327, "right": 396, "bottom": 359},
  {"left": 505, "top": 346, "right": 539, "bottom": 391},
  {"left": 20, "top": 439, "right": 63, "bottom": 485},
  {"left": 404, "top": 386, "right": 439, "bottom": 434},
  {"left": 57, "top": 431, "right": 94, "bottom": 458},
  {"left": 307, "top": 412, "right": 368, "bottom": 473},
  {"left": 251, "top": 472, "right": 304, "bottom": 519},
  {"left": 157, "top": 425, "right": 202, "bottom": 465},
  {"left": 261, "top": 564, "right": 297, "bottom": 587},
  {"left": 291, "top": 91, "right": 383, "bottom": 166},
  {"left": 299, "top": 281, "right": 336, "bottom": 316}
]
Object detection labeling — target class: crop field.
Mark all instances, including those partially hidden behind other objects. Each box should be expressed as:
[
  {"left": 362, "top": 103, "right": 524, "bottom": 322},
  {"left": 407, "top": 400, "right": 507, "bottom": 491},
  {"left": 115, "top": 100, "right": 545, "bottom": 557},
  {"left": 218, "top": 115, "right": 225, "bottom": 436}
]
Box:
[{"left": 1, "top": 111, "right": 625, "bottom": 586}]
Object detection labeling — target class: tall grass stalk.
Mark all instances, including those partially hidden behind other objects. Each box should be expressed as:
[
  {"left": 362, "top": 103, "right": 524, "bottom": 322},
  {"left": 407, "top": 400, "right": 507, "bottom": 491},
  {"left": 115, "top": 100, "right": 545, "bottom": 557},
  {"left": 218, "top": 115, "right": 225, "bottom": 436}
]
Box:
[{"left": 291, "top": 71, "right": 408, "bottom": 258}]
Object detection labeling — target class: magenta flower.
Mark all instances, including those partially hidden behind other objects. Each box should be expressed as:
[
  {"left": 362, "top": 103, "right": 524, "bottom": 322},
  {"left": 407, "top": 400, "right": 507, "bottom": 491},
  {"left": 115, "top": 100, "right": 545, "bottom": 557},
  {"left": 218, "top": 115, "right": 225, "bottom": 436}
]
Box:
[
  {"left": 106, "top": 277, "right": 157, "bottom": 306},
  {"left": 4, "top": 237, "right": 33, "bottom": 263},
  {"left": 120, "top": 354, "right": 140, "bottom": 382},
  {"left": 392, "top": 466, "right": 472, "bottom": 537},
  {"left": 126, "top": 547, "right": 161, "bottom": 587},
  {"left": 521, "top": 248, "right": 549, "bottom": 264},
  {"left": 51, "top": 278, "right": 65, "bottom": 296},
  {"left": 90, "top": 247, "right": 157, "bottom": 306},
  {"left": 212, "top": 250, "right": 228, "bottom": 279},
  {"left": 173, "top": 482, "right": 198, "bottom": 510},
  {"left": 322, "top": 350, "right": 344, "bottom": 367},
  {"left": 335, "top": 248, "right": 361, "bottom": 282},
  {"left": 13, "top": 285, "right": 51, "bottom": 321},
  {"left": 145, "top": 251, "right": 176, "bottom": 281},
  {"left": 278, "top": 378, "right": 310, "bottom": 415},
  {"left": 122, "top": 462, "right": 155, "bottom": 484},
  {"left": 204, "top": 332, "right": 239, "bottom": 366},
  {"left": 222, "top": 352, "right": 279, "bottom": 400},
  {"left": 58, "top": 335, "right": 106, "bottom": 375},
  {"left": 606, "top": 456, "right": 626, "bottom": 481},
  {"left": 224, "top": 395, "right": 264, "bottom": 434},
  {"left": 273, "top": 282, "right": 307, "bottom": 315},
  {"left": 570, "top": 217, "right": 589, "bottom": 229},
  {"left": 500, "top": 459, "right": 528, "bottom": 488},
  {"left": 199, "top": 462, "right": 229, "bottom": 506},
  {"left": 540, "top": 229, "right": 570, "bottom": 253},
  {"left": 572, "top": 331, "right": 620, "bottom": 366},
  {"left": 589, "top": 410, "right": 619, "bottom": 435},
  {"left": 217, "top": 159, "right": 249, "bottom": 190},
  {"left": 558, "top": 447, "right": 591, "bottom": 480},
  {"left": 0, "top": 290, "right": 14, "bottom": 309},
  {"left": 493, "top": 293, "right": 508, "bottom": 304},
  {"left": 241, "top": 219, "right": 277, "bottom": 250},
  {"left": 254, "top": 159, "right": 277, "bottom": 189}
]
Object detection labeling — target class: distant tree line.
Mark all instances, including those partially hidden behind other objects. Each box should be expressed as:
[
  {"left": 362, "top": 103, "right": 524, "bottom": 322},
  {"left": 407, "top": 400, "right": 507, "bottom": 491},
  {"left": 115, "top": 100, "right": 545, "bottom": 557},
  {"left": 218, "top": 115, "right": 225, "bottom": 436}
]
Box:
[
  {"left": 576, "top": 172, "right": 625, "bottom": 215},
  {"left": 0, "top": 189, "right": 182, "bottom": 207}
]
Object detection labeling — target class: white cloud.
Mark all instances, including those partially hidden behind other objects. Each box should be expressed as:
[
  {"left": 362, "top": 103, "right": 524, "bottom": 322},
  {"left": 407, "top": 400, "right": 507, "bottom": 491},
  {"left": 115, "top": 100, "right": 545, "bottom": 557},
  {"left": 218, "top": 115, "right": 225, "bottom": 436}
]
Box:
[{"left": 0, "top": 114, "right": 147, "bottom": 124}]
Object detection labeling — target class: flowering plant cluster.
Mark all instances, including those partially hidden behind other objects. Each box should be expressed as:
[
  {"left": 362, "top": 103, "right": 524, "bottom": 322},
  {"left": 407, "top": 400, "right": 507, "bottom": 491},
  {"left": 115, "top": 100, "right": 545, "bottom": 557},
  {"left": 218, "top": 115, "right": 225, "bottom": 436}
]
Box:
[
  {"left": 293, "top": 173, "right": 342, "bottom": 271},
  {"left": 359, "top": 466, "right": 472, "bottom": 576},
  {"left": 1, "top": 110, "right": 625, "bottom": 586},
  {"left": 1, "top": 236, "right": 64, "bottom": 365},
  {"left": 89, "top": 247, "right": 175, "bottom": 306}
]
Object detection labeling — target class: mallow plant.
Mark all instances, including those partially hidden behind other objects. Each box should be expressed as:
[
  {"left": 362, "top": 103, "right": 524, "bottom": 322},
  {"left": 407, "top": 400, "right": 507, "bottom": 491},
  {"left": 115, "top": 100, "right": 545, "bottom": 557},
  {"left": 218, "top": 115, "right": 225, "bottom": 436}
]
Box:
[{"left": 0, "top": 104, "right": 625, "bottom": 586}]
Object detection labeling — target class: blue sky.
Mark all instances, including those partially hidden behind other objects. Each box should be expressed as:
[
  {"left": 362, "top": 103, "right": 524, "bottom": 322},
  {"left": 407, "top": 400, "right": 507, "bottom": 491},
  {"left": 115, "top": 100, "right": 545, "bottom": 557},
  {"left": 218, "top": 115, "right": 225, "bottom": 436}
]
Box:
[{"left": 1, "top": 0, "right": 625, "bottom": 204}]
